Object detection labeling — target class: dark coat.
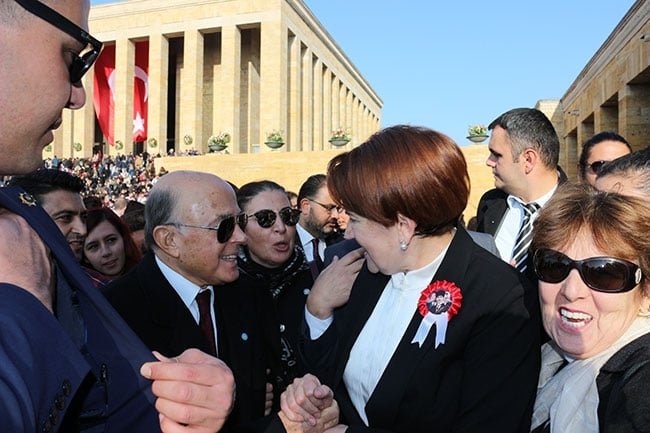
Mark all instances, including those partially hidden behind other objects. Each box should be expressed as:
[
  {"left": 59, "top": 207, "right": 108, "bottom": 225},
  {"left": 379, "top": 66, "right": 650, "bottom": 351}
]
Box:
[
  {"left": 103, "top": 253, "right": 271, "bottom": 429},
  {"left": 300, "top": 227, "right": 541, "bottom": 433},
  {"left": 597, "top": 332, "right": 650, "bottom": 433},
  {"left": 224, "top": 256, "right": 314, "bottom": 403},
  {"left": 474, "top": 166, "right": 568, "bottom": 321},
  {"left": 0, "top": 186, "right": 160, "bottom": 433}
]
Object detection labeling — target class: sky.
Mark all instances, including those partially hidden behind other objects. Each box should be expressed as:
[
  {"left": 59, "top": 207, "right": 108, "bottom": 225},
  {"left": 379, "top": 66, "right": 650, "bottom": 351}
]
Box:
[{"left": 91, "top": 0, "right": 636, "bottom": 146}]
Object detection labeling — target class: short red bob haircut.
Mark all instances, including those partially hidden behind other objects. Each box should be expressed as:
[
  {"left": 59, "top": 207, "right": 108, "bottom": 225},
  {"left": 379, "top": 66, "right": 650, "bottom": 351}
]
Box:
[{"left": 327, "top": 125, "right": 469, "bottom": 236}]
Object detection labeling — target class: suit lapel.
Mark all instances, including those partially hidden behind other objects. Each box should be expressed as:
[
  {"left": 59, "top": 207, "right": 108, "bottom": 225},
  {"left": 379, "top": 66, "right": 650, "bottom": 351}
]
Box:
[
  {"left": 136, "top": 255, "right": 211, "bottom": 356},
  {"left": 365, "top": 228, "right": 475, "bottom": 427},
  {"left": 334, "top": 266, "right": 390, "bottom": 382}
]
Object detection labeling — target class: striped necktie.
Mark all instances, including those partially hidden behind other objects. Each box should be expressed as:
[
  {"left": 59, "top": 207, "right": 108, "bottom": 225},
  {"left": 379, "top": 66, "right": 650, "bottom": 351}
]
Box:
[{"left": 512, "top": 202, "right": 540, "bottom": 272}]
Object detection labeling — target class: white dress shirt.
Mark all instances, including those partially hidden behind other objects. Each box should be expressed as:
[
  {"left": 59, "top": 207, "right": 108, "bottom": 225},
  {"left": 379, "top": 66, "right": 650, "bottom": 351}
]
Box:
[
  {"left": 296, "top": 223, "right": 324, "bottom": 262},
  {"left": 494, "top": 185, "right": 557, "bottom": 261}
]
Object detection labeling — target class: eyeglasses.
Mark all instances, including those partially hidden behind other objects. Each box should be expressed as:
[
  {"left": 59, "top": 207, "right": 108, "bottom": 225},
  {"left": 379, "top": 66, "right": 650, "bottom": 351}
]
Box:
[
  {"left": 165, "top": 213, "right": 247, "bottom": 243},
  {"left": 15, "top": 0, "right": 103, "bottom": 83},
  {"left": 533, "top": 248, "right": 643, "bottom": 293},
  {"left": 308, "top": 199, "right": 343, "bottom": 214},
  {"left": 248, "top": 207, "right": 301, "bottom": 228},
  {"left": 584, "top": 160, "right": 607, "bottom": 175}
]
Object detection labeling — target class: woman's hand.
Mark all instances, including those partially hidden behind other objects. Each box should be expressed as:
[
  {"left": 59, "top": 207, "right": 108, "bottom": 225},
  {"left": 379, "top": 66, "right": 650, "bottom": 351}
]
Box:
[
  {"left": 306, "top": 248, "right": 365, "bottom": 319},
  {"left": 280, "top": 374, "right": 336, "bottom": 426}
]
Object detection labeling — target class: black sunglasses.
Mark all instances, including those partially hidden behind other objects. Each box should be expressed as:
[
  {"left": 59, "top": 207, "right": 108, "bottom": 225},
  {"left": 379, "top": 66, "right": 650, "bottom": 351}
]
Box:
[
  {"left": 584, "top": 160, "right": 607, "bottom": 175},
  {"left": 166, "top": 213, "right": 248, "bottom": 243},
  {"left": 248, "top": 207, "right": 301, "bottom": 228},
  {"left": 533, "top": 248, "right": 642, "bottom": 293},
  {"left": 15, "top": 0, "right": 103, "bottom": 83}
]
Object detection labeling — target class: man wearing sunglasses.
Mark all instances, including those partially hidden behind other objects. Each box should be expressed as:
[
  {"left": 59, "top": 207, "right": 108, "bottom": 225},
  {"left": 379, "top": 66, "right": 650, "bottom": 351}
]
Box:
[
  {"left": 0, "top": 2, "right": 234, "bottom": 432},
  {"left": 105, "top": 171, "right": 280, "bottom": 431},
  {"left": 295, "top": 174, "right": 344, "bottom": 275}
]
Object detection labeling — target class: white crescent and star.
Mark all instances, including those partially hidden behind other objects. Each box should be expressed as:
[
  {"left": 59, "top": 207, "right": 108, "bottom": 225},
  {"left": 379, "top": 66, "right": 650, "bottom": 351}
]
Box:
[{"left": 106, "top": 66, "right": 149, "bottom": 136}]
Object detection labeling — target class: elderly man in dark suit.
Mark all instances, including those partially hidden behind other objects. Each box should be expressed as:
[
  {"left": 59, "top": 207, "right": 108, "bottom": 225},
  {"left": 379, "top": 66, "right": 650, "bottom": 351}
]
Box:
[{"left": 104, "top": 170, "right": 281, "bottom": 431}]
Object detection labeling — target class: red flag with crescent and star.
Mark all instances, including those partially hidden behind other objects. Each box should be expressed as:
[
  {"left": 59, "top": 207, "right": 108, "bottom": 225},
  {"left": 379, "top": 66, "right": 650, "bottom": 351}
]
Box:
[{"left": 93, "top": 41, "right": 149, "bottom": 146}]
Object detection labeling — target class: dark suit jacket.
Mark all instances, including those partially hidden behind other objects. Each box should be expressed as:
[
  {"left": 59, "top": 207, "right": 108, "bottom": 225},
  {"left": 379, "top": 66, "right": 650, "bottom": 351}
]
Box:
[
  {"left": 104, "top": 253, "right": 271, "bottom": 429},
  {"left": 475, "top": 167, "right": 567, "bottom": 321},
  {"left": 597, "top": 332, "right": 650, "bottom": 433},
  {"left": 475, "top": 166, "right": 568, "bottom": 237},
  {"left": 0, "top": 186, "right": 160, "bottom": 433},
  {"left": 301, "top": 227, "right": 540, "bottom": 433}
]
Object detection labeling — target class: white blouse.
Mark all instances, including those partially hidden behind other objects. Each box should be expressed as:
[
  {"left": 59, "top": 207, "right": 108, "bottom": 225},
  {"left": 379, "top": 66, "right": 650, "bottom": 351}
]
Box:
[{"left": 342, "top": 248, "right": 447, "bottom": 425}]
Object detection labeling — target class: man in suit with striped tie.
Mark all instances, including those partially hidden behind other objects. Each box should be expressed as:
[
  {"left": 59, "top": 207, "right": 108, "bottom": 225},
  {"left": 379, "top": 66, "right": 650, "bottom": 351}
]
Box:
[{"left": 475, "top": 108, "right": 567, "bottom": 320}]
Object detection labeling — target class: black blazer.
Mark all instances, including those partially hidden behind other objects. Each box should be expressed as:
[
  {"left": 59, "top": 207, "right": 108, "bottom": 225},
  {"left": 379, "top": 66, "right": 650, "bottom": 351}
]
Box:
[
  {"left": 103, "top": 253, "right": 271, "bottom": 429},
  {"left": 300, "top": 228, "right": 540, "bottom": 433},
  {"left": 475, "top": 167, "right": 567, "bottom": 318},
  {"left": 597, "top": 332, "right": 650, "bottom": 433}
]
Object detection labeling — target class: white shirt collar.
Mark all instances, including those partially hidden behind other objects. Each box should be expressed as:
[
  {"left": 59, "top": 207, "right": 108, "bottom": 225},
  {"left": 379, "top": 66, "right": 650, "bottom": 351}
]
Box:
[{"left": 155, "top": 254, "right": 208, "bottom": 310}]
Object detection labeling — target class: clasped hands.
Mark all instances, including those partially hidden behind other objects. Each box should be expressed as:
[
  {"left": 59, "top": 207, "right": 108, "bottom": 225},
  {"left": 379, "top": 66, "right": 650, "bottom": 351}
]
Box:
[{"left": 279, "top": 374, "right": 346, "bottom": 433}]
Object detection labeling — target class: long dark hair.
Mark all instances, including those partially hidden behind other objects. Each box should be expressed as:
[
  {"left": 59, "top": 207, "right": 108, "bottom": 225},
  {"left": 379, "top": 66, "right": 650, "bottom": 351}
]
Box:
[{"left": 83, "top": 207, "right": 142, "bottom": 274}]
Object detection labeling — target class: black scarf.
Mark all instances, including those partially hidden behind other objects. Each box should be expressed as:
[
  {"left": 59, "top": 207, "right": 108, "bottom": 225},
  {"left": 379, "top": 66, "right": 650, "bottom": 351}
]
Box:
[{"left": 237, "top": 245, "right": 309, "bottom": 300}]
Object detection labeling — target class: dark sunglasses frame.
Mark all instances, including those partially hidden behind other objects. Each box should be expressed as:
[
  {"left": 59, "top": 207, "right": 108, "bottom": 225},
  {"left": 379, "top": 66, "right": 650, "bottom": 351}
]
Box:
[
  {"left": 584, "top": 160, "right": 607, "bottom": 175},
  {"left": 533, "top": 248, "right": 642, "bottom": 293},
  {"left": 248, "top": 207, "right": 301, "bottom": 228},
  {"left": 165, "top": 213, "right": 247, "bottom": 243},
  {"left": 15, "top": 0, "right": 103, "bottom": 83}
]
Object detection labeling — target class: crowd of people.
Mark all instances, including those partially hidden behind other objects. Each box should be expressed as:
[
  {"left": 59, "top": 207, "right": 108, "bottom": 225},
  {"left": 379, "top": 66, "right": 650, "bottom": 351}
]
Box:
[{"left": 2, "top": 1, "right": 650, "bottom": 433}]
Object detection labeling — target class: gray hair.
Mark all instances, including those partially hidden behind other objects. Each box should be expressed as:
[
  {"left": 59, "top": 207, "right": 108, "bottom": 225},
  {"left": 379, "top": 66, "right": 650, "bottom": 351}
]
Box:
[{"left": 144, "top": 185, "right": 178, "bottom": 250}]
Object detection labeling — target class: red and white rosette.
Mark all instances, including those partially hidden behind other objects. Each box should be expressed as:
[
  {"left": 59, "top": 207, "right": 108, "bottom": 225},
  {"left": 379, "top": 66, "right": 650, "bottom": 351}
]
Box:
[{"left": 411, "top": 280, "right": 462, "bottom": 348}]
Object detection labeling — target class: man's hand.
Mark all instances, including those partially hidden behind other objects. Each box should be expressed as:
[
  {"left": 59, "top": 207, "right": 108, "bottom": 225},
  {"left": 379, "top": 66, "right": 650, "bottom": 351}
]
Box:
[
  {"left": 141, "top": 349, "right": 235, "bottom": 433},
  {"left": 307, "top": 248, "right": 365, "bottom": 319},
  {"left": 280, "top": 374, "right": 335, "bottom": 427},
  {"left": 0, "top": 210, "right": 53, "bottom": 311}
]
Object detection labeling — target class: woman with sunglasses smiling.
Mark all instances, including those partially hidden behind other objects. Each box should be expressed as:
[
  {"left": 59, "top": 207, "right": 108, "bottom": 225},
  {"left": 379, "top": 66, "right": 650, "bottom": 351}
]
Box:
[
  {"left": 225, "top": 180, "right": 316, "bottom": 406},
  {"left": 530, "top": 183, "right": 650, "bottom": 433}
]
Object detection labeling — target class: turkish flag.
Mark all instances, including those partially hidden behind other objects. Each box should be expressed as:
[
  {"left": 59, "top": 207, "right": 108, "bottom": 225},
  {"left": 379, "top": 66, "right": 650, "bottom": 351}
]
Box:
[
  {"left": 93, "top": 44, "right": 115, "bottom": 145},
  {"left": 133, "top": 41, "right": 149, "bottom": 143},
  {"left": 93, "top": 41, "right": 149, "bottom": 146}
]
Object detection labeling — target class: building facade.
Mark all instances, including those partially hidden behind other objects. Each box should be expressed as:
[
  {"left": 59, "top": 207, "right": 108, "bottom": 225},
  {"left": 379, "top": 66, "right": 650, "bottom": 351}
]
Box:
[
  {"left": 548, "top": 0, "right": 650, "bottom": 178},
  {"left": 46, "top": 0, "right": 382, "bottom": 158}
]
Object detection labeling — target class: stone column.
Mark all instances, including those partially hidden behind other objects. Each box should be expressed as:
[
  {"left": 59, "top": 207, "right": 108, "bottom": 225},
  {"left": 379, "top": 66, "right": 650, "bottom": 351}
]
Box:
[
  {"left": 300, "top": 47, "right": 313, "bottom": 151},
  {"left": 287, "top": 34, "right": 301, "bottom": 152},
  {"left": 72, "top": 72, "right": 96, "bottom": 157},
  {"left": 594, "top": 105, "right": 618, "bottom": 132},
  {"left": 220, "top": 25, "right": 241, "bottom": 153},
  {"left": 313, "top": 58, "right": 323, "bottom": 151},
  {"left": 619, "top": 83, "right": 650, "bottom": 150},
  {"left": 180, "top": 29, "right": 205, "bottom": 153},
  {"left": 332, "top": 78, "right": 341, "bottom": 130},
  {"left": 260, "top": 18, "right": 288, "bottom": 151},
  {"left": 148, "top": 33, "right": 169, "bottom": 155},
  {"left": 323, "top": 67, "right": 332, "bottom": 149},
  {"left": 114, "top": 38, "right": 135, "bottom": 156}
]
